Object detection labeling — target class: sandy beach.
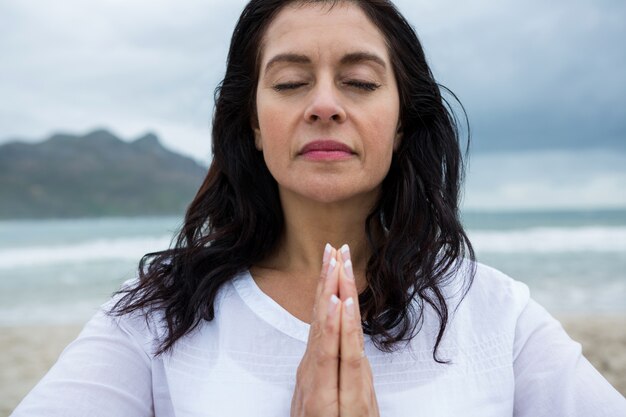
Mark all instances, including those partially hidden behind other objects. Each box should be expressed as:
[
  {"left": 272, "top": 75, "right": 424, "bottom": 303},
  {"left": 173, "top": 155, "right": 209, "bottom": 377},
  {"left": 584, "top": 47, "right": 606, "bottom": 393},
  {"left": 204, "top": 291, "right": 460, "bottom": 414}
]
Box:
[{"left": 1, "top": 316, "right": 625, "bottom": 416}]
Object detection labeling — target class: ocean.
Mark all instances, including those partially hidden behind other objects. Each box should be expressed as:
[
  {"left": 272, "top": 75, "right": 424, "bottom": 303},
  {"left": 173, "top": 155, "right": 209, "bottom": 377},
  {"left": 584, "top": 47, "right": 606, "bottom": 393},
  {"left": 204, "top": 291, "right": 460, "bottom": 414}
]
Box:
[{"left": 0, "top": 210, "right": 624, "bottom": 326}]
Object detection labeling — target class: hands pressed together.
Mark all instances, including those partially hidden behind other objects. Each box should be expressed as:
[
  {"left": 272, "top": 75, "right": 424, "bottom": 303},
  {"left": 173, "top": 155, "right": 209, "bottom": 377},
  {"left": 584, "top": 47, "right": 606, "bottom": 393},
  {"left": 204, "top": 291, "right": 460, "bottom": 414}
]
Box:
[{"left": 290, "top": 244, "right": 380, "bottom": 417}]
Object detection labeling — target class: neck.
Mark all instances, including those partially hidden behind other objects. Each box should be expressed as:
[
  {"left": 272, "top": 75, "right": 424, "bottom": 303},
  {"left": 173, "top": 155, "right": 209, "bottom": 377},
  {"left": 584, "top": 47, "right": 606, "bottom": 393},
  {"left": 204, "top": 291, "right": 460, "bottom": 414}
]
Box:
[{"left": 260, "top": 188, "right": 378, "bottom": 283}]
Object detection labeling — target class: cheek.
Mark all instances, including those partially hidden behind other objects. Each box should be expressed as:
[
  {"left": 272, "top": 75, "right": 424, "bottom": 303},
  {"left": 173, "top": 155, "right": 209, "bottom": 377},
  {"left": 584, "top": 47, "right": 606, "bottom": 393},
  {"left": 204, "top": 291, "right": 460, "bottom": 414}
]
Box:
[
  {"left": 365, "top": 103, "right": 400, "bottom": 150},
  {"left": 257, "top": 105, "right": 288, "bottom": 151},
  {"left": 256, "top": 110, "right": 296, "bottom": 181},
  {"left": 359, "top": 103, "right": 399, "bottom": 178}
]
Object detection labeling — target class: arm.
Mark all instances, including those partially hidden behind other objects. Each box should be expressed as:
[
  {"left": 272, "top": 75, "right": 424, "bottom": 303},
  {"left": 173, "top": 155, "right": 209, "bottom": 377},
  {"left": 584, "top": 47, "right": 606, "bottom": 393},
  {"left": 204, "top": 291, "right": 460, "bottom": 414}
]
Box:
[
  {"left": 513, "top": 298, "right": 626, "bottom": 416},
  {"left": 10, "top": 308, "right": 154, "bottom": 417}
]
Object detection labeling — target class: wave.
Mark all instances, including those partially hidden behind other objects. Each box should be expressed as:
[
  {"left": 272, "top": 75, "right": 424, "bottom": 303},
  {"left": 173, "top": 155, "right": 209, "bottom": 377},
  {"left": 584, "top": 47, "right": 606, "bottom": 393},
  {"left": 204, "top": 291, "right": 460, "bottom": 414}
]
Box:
[
  {"left": 0, "top": 300, "right": 103, "bottom": 326},
  {"left": 0, "top": 226, "right": 624, "bottom": 269},
  {"left": 0, "top": 235, "right": 173, "bottom": 269},
  {"left": 468, "top": 226, "right": 626, "bottom": 253}
]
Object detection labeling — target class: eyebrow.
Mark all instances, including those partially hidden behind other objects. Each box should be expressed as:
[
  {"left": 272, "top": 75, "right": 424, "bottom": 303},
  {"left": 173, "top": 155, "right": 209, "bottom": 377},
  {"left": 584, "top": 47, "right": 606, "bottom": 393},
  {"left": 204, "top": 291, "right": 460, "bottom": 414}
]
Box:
[
  {"left": 263, "top": 51, "right": 387, "bottom": 73},
  {"left": 264, "top": 53, "right": 310, "bottom": 73},
  {"left": 340, "top": 52, "right": 387, "bottom": 70}
]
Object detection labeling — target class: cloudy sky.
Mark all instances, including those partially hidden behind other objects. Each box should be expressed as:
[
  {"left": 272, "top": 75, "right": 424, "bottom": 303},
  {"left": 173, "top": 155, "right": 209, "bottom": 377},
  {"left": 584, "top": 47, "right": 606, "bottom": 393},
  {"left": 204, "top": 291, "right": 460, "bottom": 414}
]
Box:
[{"left": 1, "top": 0, "right": 625, "bottom": 209}]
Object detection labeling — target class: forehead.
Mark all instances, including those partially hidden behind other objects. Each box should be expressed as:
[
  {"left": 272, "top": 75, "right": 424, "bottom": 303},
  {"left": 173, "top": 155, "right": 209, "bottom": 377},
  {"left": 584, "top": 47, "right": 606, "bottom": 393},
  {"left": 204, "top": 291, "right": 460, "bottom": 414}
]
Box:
[{"left": 259, "top": 2, "right": 390, "bottom": 66}]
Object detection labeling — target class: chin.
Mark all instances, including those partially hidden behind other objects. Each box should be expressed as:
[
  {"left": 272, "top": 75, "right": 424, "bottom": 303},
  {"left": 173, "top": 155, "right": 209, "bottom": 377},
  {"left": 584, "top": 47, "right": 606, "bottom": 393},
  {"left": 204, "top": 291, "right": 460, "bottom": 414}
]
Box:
[{"left": 280, "top": 180, "right": 380, "bottom": 206}]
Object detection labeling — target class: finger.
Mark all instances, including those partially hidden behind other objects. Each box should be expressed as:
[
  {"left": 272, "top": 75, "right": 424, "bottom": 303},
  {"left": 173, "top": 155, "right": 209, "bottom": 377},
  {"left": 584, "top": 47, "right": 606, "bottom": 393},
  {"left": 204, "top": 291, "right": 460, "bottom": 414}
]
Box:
[
  {"left": 337, "top": 246, "right": 364, "bottom": 357},
  {"left": 338, "top": 245, "right": 361, "bottom": 323},
  {"left": 293, "top": 246, "right": 343, "bottom": 417},
  {"left": 311, "top": 244, "right": 336, "bottom": 321},
  {"left": 340, "top": 242, "right": 351, "bottom": 263},
  {"left": 312, "top": 247, "right": 339, "bottom": 322},
  {"left": 310, "top": 291, "right": 342, "bottom": 383},
  {"left": 313, "top": 243, "right": 335, "bottom": 308},
  {"left": 338, "top": 245, "right": 363, "bottom": 347},
  {"left": 339, "top": 294, "right": 366, "bottom": 407},
  {"left": 307, "top": 247, "right": 341, "bottom": 350},
  {"left": 306, "top": 250, "right": 342, "bottom": 391}
]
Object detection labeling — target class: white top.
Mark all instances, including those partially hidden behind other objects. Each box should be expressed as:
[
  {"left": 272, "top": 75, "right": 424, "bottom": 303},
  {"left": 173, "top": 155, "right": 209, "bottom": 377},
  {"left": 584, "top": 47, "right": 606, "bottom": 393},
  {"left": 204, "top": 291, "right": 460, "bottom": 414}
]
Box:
[{"left": 11, "top": 263, "right": 626, "bottom": 416}]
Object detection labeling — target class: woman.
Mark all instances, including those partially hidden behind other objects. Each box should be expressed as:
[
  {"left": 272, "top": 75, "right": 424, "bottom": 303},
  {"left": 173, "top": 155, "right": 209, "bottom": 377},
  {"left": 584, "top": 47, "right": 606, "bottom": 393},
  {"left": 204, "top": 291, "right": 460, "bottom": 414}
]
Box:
[{"left": 11, "top": 1, "right": 625, "bottom": 416}]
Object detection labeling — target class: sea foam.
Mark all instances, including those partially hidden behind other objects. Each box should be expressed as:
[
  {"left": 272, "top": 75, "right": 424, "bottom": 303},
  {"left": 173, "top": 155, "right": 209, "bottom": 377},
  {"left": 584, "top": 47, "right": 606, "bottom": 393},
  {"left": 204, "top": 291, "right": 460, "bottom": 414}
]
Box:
[
  {"left": 1, "top": 226, "right": 624, "bottom": 270},
  {"left": 469, "top": 226, "right": 626, "bottom": 253},
  {"left": 0, "top": 235, "right": 173, "bottom": 269}
]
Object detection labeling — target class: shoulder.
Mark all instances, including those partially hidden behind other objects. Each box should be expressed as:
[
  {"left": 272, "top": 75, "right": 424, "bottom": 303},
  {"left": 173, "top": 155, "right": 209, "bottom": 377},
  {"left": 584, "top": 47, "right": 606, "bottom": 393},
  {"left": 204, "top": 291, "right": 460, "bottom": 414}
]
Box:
[
  {"left": 10, "top": 279, "right": 158, "bottom": 416},
  {"left": 96, "top": 278, "right": 167, "bottom": 357},
  {"left": 436, "top": 260, "right": 532, "bottom": 344},
  {"left": 467, "top": 261, "right": 529, "bottom": 310},
  {"left": 446, "top": 260, "right": 530, "bottom": 318},
  {"left": 98, "top": 275, "right": 236, "bottom": 357}
]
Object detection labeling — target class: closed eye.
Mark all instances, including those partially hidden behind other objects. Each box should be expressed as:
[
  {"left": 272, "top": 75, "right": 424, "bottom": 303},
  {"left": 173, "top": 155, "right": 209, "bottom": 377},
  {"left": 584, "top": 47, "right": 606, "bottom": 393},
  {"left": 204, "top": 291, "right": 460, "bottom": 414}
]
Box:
[
  {"left": 345, "top": 80, "right": 380, "bottom": 91},
  {"left": 273, "top": 82, "right": 308, "bottom": 91},
  {"left": 272, "top": 80, "right": 380, "bottom": 92}
]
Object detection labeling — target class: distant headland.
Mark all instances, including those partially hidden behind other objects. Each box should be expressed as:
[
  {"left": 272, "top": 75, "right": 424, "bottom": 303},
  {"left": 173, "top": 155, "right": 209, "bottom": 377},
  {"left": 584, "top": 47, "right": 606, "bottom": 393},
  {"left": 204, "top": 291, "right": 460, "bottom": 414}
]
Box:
[{"left": 0, "top": 129, "right": 207, "bottom": 219}]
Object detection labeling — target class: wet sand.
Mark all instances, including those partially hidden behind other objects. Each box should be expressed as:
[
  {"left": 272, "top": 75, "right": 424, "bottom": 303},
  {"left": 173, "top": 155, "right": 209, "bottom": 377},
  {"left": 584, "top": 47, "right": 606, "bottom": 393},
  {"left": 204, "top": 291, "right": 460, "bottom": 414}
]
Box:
[{"left": 1, "top": 316, "right": 625, "bottom": 416}]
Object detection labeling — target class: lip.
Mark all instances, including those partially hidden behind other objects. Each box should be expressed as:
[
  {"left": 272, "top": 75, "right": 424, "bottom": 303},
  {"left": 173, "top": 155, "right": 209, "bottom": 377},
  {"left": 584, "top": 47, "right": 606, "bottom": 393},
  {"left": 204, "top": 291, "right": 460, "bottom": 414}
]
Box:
[{"left": 299, "top": 140, "right": 355, "bottom": 161}]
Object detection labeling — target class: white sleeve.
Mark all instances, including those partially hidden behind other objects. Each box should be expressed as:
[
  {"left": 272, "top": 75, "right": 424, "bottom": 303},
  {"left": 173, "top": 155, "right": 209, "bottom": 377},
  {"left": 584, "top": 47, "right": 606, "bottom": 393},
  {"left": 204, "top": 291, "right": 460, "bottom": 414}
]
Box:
[
  {"left": 513, "top": 298, "right": 626, "bottom": 416},
  {"left": 10, "top": 308, "right": 154, "bottom": 417}
]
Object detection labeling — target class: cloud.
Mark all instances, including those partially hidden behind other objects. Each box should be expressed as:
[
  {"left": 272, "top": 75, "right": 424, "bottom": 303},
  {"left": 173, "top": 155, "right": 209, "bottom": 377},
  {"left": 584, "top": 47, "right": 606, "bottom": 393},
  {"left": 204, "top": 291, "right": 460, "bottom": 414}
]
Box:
[
  {"left": 463, "top": 150, "right": 626, "bottom": 210},
  {"left": 0, "top": 0, "right": 624, "bottom": 159},
  {"left": 396, "top": 0, "right": 626, "bottom": 150},
  {"left": 0, "top": 0, "right": 242, "bottom": 161}
]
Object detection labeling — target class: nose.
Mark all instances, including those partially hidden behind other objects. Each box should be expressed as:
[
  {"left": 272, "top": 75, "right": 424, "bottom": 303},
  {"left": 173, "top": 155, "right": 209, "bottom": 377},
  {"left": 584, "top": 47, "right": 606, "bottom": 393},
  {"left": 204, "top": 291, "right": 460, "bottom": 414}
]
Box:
[{"left": 303, "top": 80, "right": 347, "bottom": 123}]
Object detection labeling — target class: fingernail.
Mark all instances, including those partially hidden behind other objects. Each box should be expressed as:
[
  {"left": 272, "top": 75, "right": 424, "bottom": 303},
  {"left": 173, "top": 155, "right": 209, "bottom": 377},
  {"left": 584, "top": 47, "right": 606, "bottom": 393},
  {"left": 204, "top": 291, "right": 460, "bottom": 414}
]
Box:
[
  {"left": 323, "top": 243, "right": 332, "bottom": 264},
  {"left": 340, "top": 244, "right": 350, "bottom": 261},
  {"left": 343, "top": 259, "right": 354, "bottom": 280},
  {"left": 328, "top": 257, "right": 336, "bottom": 277},
  {"left": 345, "top": 297, "right": 355, "bottom": 317},
  {"left": 328, "top": 294, "right": 340, "bottom": 317}
]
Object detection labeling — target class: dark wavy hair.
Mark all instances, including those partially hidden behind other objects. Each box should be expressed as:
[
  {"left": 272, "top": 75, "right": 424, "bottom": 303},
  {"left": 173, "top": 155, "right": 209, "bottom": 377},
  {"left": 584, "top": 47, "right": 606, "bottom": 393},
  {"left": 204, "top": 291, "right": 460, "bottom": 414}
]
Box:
[{"left": 110, "top": 0, "right": 475, "bottom": 362}]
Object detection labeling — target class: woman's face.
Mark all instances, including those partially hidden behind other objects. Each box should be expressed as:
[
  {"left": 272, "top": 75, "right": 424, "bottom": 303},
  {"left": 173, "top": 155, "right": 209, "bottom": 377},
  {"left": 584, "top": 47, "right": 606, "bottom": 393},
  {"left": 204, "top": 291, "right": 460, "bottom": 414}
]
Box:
[{"left": 254, "top": 2, "right": 401, "bottom": 204}]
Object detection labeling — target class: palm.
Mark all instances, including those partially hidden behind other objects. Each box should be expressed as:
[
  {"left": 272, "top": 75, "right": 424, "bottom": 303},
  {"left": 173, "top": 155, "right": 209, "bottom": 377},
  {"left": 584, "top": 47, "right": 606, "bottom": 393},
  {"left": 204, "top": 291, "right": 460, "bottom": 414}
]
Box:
[{"left": 291, "top": 245, "right": 379, "bottom": 417}]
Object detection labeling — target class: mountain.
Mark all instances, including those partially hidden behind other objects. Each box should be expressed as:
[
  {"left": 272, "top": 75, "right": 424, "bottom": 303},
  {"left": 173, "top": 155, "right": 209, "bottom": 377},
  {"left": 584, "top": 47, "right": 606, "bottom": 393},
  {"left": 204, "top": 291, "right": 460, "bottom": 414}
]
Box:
[{"left": 0, "top": 129, "right": 207, "bottom": 219}]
